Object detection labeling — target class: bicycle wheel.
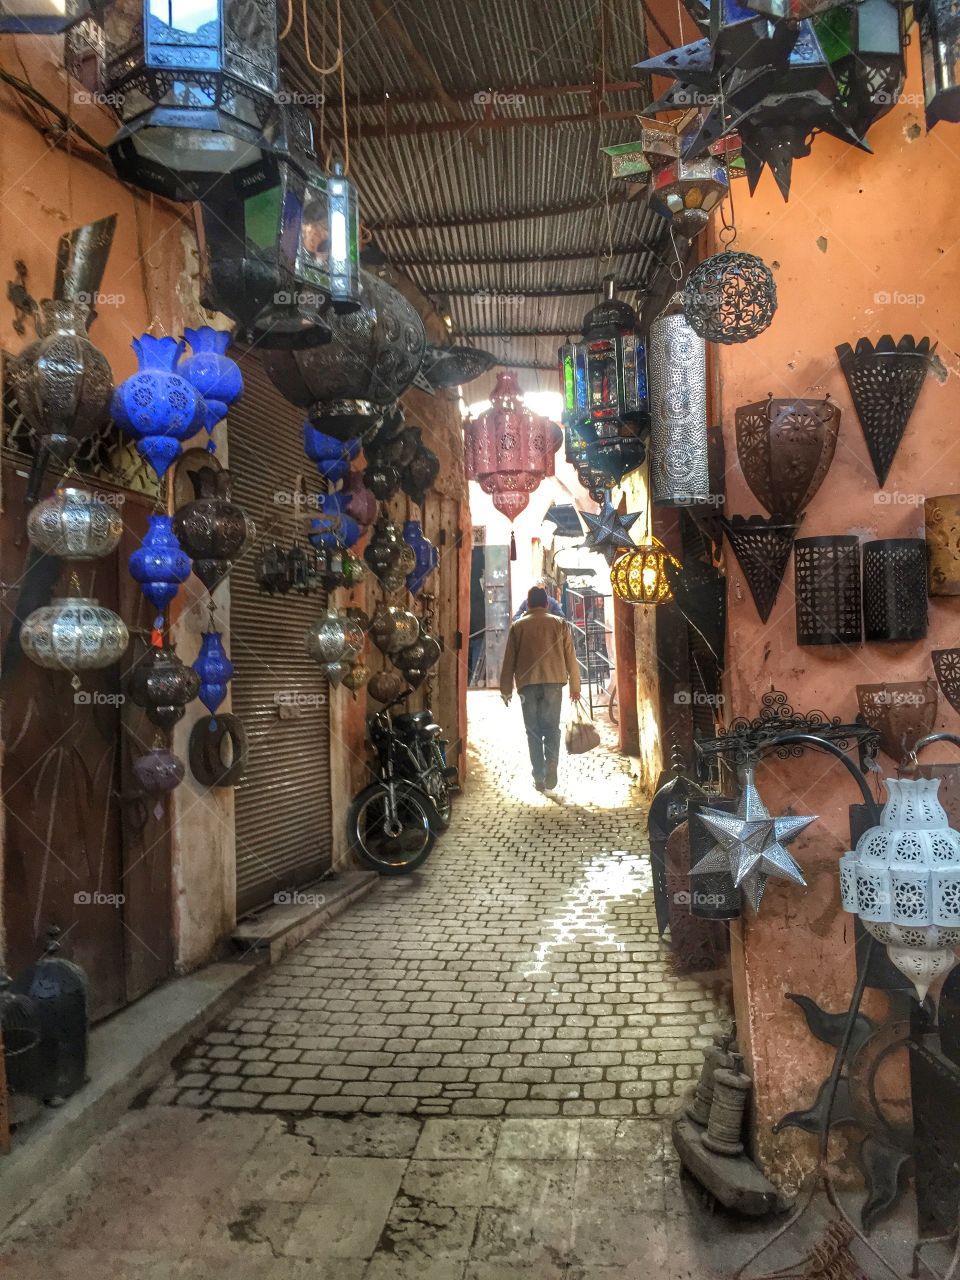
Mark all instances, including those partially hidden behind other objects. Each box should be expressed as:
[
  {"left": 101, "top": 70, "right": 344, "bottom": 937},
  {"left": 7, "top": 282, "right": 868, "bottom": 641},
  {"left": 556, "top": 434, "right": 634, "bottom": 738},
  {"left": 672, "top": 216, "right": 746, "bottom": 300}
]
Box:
[
  {"left": 423, "top": 768, "right": 452, "bottom": 831},
  {"left": 348, "top": 781, "right": 437, "bottom": 874}
]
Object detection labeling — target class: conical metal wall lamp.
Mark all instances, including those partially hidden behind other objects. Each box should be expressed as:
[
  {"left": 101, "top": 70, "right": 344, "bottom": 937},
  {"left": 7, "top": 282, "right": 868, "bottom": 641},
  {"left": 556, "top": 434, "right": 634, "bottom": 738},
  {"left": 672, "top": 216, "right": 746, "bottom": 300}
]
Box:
[
  {"left": 721, "top": 514, "right": 801, "bottom": 622},
  {"left": 835, "top": 335, "right": 934, "bottom": 486}
]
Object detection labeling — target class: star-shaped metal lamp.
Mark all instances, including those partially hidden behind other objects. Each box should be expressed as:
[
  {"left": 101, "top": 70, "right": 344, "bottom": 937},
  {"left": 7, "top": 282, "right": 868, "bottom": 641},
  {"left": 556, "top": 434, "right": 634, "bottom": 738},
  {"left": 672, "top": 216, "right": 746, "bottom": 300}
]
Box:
[
  {"left": 580, "top": 497, "right": 642, "bottom": 566},
  {"left": 691, "top": 767, "right": 814, "bottom": 911}
]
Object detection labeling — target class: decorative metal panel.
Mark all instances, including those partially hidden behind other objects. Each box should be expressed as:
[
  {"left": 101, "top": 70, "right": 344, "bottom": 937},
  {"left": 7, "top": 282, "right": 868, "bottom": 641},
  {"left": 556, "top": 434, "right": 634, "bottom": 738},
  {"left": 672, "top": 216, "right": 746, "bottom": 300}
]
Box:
[
  {"left": 648, "top": 309, "right": 708, "bottom": 506},
  {"left": 794, "top": 534, "right": 862, "bottom": 646},
  {"left": 734, "top": 395, "right": 840, "bottom": 519},
  {"left": 862, "top": 538, "right": 928, "bottom": 642},
  {"left": 925, "top": 494, "right": 960, "bottom": 596}
]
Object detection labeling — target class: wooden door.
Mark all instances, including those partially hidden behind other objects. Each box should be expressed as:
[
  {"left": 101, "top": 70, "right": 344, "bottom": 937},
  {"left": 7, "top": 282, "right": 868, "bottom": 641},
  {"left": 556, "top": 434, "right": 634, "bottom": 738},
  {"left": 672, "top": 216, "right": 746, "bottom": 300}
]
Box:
[{"left": 1, "top": 463, "right": 173, "bottom": 1021}]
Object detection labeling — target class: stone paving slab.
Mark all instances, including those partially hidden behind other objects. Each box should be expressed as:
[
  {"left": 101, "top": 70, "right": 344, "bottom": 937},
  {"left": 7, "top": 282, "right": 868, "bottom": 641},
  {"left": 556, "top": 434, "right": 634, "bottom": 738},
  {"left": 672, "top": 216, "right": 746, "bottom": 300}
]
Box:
[
  {"left": 154, "top": 691, "right": 731, "bottom": 1119},
  {"left": 0, "top": 1109, "right": 840, "bottom": 1279}
]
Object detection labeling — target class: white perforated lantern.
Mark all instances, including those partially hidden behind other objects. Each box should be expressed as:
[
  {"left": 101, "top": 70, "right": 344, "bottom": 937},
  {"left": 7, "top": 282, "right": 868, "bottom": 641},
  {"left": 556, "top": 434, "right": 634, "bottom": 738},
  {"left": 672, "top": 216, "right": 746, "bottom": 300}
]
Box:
[{"left": 840, "top": 777, "right": 960, "bottom": 1000}]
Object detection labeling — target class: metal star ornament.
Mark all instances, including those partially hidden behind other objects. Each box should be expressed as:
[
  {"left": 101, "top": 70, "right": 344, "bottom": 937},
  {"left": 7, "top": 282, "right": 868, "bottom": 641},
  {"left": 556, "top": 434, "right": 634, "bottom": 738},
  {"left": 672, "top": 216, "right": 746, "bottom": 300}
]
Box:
[
  {"left": 580, "top": 497, "right": 641, "bottom": 566},
  {"left": 690, "top": 767, "right": 814, "bottom": 911}
]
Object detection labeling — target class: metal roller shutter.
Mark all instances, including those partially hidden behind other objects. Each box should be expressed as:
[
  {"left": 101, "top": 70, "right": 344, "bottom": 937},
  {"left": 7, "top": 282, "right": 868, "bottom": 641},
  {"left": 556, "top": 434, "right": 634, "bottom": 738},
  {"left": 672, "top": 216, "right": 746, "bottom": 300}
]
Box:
[{"left": 228, "top": 353, "right": 333, "bottom": 915}]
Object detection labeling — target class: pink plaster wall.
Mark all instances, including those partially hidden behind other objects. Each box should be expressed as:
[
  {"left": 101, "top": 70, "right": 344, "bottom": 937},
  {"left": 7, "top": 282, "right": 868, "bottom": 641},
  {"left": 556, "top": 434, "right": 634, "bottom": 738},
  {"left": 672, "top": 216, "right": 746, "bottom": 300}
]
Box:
[{"left": 711, "top": 39, "right": 960, "bottom": 1184}]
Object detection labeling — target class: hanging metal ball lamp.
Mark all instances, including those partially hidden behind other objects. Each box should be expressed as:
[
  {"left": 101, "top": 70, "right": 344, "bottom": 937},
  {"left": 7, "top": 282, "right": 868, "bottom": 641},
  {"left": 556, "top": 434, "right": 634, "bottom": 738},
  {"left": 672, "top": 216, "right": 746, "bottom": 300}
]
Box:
[
  {"left": 128, "top": 644, "right": 200, "bottom": 731},
  {"left": 402, "top": 443, "right": 441, "bottom": 508},
  {"left": 306, "top": 608, "right": 351, "bottom": 665},
  {"left": 368, "top": 669, "right": 405, "bottom": 703},
  {"left": 611, "top": 542, "right": 681, "bottom": 605},
  {"left": 27, "top": 486, "right": 122, "bottom": 559},
  {"left": 9, "top": 300, "right": 114, "bottom": 465},
  {"left": 261, "top": 268, "right": 426, "bottom": 440},
  {"left": 20, "top": 597, "right": 129, "bottom": 678},
  {"left": 464, "top": 371, "right": 563, "bottom": 521},
  {"left": 683, "top": 252, "right": 778, "bottom": 345},
  {"left": 193, "top": 629, "right": 234, "bottom": 718},
  {"left": 111, "top": 334, "right": 206, "bottom": 478},
  {"left": 393, "top": 633, "right": 442, "bottom": 688},
  {"left": 129, "top": 515, "right": 193, "bottom": 629},
  {"left": 370, "top": 604, "right": 420, "bottom": 655},
  {"left": 342, "top": 660, "right": 371, "bottom": 696},
  {"left": 303, "top": 424, "right": 360, "bottom": 482},
  {"left": 178, "top": 327, "right": 244, "bottom": 451},
  {"left": 133, "top": 748, "right": 186, "bottom": 818},
  {"left": 364, "top": 518, "right": 406, "bottom": 589}
]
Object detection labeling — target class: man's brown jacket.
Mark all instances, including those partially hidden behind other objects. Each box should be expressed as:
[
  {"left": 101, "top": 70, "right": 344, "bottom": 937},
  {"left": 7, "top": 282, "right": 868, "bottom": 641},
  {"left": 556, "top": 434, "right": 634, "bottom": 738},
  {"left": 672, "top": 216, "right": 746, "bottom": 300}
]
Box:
[{"left": 499, "top": 607, "right": 581, "bottom": 700}]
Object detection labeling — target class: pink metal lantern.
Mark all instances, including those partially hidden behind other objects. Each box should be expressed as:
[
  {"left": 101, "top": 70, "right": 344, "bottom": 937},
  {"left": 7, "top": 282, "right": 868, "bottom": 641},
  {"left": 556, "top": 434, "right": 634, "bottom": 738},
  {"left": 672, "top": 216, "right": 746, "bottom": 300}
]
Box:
[{"left": 464, "top": 372, "right": 562, "bottom": 521}]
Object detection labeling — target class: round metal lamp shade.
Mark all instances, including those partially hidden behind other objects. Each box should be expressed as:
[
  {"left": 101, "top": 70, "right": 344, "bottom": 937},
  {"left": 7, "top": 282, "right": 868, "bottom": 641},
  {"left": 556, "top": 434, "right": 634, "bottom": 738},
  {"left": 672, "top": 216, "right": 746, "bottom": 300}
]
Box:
[
  {"left": 611, "top": 542, "right": 680, "bottom": 605},
  {"left": 27, "top": 487, "right": 123, "bottom": 560},
  {"left": 20, "top": 598, "right": 129, "bottom": 673}
]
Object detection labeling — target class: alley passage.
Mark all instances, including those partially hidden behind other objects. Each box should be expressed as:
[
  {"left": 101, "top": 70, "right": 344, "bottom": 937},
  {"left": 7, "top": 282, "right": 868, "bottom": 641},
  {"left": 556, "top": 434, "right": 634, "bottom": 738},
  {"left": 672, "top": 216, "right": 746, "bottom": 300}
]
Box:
[{"left": 160, "top": 690, "right": 730, "bottom": 1118}]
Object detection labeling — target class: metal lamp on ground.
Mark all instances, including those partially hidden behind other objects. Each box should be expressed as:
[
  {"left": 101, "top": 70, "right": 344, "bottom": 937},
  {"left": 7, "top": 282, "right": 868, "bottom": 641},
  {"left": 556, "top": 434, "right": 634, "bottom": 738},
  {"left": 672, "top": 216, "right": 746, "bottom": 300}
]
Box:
[{"left": 103, "top": 0, "right": 281, "bottom": 202}]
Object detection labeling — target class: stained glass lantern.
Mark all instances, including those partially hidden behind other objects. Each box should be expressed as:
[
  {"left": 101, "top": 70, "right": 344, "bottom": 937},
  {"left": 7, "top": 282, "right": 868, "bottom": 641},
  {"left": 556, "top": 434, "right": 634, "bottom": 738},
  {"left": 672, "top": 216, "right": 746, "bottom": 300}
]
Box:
[
  {"left": 742, "top": 0, "right": 851, "bottom": 17},
  {"left": 611, "top": 542, "right": 681, "bottom": 605},
  {"left": 814, "top": 0, "right": 904, "bottom": 136},
  {"left": 104, "top": 0, "right": 281, "bottom": 203},
  {"left": 558, "top": 278, "right": 648, "bottom": 495},
  {"left": 464, "top": 371, "right": 563, "bottom": 522},
  {"left": 198, "top": 108, "right": 360, "bottom": 348},
  {"left": 919, "top": 0, "right": 960, "bottom": 127},
  {"left": 0, "top": 0, "right": 89, "bottom": 34}
]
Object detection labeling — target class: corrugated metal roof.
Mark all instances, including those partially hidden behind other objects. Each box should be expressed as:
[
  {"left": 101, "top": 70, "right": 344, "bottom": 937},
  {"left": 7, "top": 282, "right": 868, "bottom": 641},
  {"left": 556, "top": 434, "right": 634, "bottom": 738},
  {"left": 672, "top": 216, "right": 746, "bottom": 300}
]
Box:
[{"left": 281, "top": 0, "right": 674, "bottom": 394}]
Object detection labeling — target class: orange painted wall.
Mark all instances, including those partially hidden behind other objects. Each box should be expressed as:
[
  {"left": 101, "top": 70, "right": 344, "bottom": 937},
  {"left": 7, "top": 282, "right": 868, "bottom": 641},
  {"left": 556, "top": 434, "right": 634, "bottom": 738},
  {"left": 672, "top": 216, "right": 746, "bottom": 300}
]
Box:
[{"left": 710, "top": 38, "right": 960, "bottom": 1184}]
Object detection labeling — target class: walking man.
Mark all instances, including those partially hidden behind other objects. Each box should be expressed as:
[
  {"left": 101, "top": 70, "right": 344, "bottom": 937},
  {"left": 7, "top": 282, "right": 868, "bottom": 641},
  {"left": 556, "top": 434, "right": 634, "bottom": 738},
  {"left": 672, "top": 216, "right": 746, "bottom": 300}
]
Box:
[{"left": 500, "top": 585, "right": 581, "bottom": 792}]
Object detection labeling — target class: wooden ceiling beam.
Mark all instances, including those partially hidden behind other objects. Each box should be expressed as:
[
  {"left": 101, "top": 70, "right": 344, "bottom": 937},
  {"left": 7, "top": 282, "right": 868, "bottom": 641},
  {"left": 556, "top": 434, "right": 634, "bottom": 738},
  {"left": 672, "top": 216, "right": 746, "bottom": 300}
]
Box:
[
  {"left": 342, "top": 80, "right": 646, "bottom": 110},
  {"left": 371, "top": 192, "right": 637, "bottom": 232},
  {"left": 357, "top": 105, "right": 640, "bottom": 140},
  {"left": 433, "top": 282, "right": 651, "bottom": 298},
  {"left": 390, "top": 243, "right": 656, "bottom": 268}
]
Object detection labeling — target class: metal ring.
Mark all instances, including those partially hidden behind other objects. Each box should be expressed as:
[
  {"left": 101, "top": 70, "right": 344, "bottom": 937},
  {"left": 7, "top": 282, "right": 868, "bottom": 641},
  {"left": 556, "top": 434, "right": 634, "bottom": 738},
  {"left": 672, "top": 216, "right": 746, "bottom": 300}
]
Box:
[{"left": 188, "top": 713, "right": 247, "bottom": 788}]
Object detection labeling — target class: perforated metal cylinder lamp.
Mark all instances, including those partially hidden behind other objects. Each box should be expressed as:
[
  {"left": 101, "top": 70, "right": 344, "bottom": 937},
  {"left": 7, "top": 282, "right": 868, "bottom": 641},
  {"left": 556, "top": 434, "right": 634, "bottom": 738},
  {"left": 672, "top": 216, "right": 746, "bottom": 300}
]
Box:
[
  {"left": 794, "top": 534, "right": 862, "bottom": 646},
  {"left": 862, "top": 538, "right": 928, "bottom": 642}
]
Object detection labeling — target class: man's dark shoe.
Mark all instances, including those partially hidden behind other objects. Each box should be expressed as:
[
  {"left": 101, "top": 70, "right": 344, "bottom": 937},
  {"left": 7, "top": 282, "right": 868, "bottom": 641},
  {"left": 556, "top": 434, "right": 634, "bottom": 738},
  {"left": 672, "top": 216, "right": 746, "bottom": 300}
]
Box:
[
  {"left": 544, "top": 768, "right": 558, "bottom": 790},
  {"left": 534, "top": 779, "right": 546, "bottom": 792}
]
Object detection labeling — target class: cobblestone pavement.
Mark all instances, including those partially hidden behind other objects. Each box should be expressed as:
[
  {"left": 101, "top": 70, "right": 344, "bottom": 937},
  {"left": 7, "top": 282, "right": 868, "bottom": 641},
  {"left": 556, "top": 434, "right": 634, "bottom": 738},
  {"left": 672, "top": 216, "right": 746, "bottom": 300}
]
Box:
[{"left": 157, "top": 690, "right": 732, "bottom": 1119}]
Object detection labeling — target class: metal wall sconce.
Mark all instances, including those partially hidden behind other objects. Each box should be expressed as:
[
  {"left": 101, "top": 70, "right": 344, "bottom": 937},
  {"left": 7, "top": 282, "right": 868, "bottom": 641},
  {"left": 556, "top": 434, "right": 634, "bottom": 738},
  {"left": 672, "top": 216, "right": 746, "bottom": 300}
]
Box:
[
  {"left": 734, "top": 394, "right": 840, "bottom": 520},
  {"left": 862, "top": 538, "right": 928, "bottom": 642},
  {"left": 721, "top": 514, "right": 801, "bottom": 623},
  {"left": 794, "top": 534, "right": 862, "bottom": 646},
  {"left": 925, "top": 494, "right": 960, "bottom": 596},
  {"left": 934, "top": 650, "right": 960, "bottom": 717},
  {"left": 649, "top": 295, "right": 709, "bottom": 507},
  {"left": 835, "top": 335, "right": 934, "bottom": 486},
  {"left": 856, "top": 680, "right": 939, "bottom": 764}
]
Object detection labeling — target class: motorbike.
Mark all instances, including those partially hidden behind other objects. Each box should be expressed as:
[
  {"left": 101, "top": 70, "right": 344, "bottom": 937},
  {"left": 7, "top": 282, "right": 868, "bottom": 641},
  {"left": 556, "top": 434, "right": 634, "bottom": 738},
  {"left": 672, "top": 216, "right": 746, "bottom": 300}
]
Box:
[{"left": 347, "top": 691, "right": 459, "bottom": 874}]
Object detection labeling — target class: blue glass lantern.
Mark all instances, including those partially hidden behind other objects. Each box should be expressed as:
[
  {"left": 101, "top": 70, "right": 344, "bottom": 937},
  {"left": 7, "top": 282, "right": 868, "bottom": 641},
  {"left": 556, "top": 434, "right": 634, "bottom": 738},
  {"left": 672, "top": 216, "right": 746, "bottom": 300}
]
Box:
[
  {"left": 111, "top": 335, "right": 205, "bottom": 478},
  {"left": 193, "top": 629, "right": 234, "bottom": 719},
  {"left": 179, "top": 326, "right": 243, "bottom": 451},
  {"left": 303, "top": 423, "right": 360, "bottom": 482},
  {"left": 403, "top": 520, "right": 439, "bottom": 597},
  {"left": 309, "top": 494, "right": 361, "bottom": 550},
  {"left": 129, "top": 515, "right": 192, "bottom": 630},
  {"left": 103, "top": 0, "right": 281, "bottom": 203}
]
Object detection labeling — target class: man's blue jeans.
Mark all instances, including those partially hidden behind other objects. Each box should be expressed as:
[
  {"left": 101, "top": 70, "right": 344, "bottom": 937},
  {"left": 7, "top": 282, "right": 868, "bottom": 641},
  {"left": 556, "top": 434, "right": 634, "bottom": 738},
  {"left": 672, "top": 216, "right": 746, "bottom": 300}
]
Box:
[{"left": 519, "top": 683, "right": 564, "bottom": 786}]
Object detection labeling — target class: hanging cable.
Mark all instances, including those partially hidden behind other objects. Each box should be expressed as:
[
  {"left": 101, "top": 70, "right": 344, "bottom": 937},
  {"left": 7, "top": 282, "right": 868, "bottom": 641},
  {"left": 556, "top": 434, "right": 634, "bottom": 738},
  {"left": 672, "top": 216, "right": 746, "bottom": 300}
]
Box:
[
  {"left": 337, "top": 0, "right": 350, "bottom": 173},
  {"left": 301, "top": 0, "right": 343, "bottom": 74},
  {"left": 279, "top": 0, "right": 293, "bottom": 40}
]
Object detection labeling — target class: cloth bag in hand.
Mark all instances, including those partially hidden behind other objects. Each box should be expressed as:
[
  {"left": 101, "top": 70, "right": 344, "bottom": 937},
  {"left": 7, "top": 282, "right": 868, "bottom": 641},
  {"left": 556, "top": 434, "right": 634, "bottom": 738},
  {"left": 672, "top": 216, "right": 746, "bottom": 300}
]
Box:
[{"left": 565, "top": 702, "right": 601, "bottom": 755}]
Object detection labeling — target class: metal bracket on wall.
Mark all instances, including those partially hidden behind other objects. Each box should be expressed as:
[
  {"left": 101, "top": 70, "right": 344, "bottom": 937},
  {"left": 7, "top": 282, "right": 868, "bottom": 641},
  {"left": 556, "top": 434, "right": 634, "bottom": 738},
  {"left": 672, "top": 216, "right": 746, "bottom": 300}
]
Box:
[{"left": 7, "top": 260, "right": 36, "bottom": 337}]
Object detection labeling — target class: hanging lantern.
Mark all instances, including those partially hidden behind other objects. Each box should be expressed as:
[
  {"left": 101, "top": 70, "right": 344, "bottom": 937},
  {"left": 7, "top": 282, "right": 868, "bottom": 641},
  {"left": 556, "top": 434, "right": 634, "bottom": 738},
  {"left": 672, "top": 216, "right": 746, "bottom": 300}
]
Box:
[
  {"left": 178, "top": 327, "right": 244, "bottom": 452},
  {"left": 309, "top": 493, "right": 362, "bottom": 551},
  {"left": 368, "top": 669, "right": 405, "bottom": 703},
  {"left": 611, "top": 542, "right": 681, "bottom": 605},
  {"left": 735, "top": 394, "right": 840, "bottom": 519},
  {"left": 261, "top": 268, "right": 426, "bottom": 439},
  {"left": 9, "top": 300, "right": 113, "bottom": 465},
  {"left": 393, "top": 632, "right": 442, "bottom": 688},
  {"left": 403, "top": 521, "right": 439, "bottom": 597},
  {"left": 129, "top": 515, "right": 192, "bottom": 630},
  {"left": 602, "top": 111, "right": 730, "bottom": 239},
  {"left": 103, "top": 0, "right": 281, "bottom": 202},
  {"left": 814, "top": 0, "right": 905, "bottom": 137},
  {"left": 648, "top": 294, "right": 709, "bottom": 507},
  {"left": 364, "top": 518, "right": 406, "bottom": 590},
  {"left": 284, "top": 542, "right": 310, "bottom": 595},
  {"left": 341, "top": 470, "right": 378, "bottom": 527},
  {"left": 128, "top": 644, "right": 200, "bottom": 731},
  {"left": 419, "top": 344, "right": 497, "bottom": 390},
  {"left": 464, "top": 371, "right": 563, "bottom": 522},
  {"left": 172, "top": 465, "right": 252, "bottom": 592},
  {"left": 557, "top": 278, "right": 647, "bottom": 495},
  {"left": 401, "top": 443, "right": 441, "bottom": 509},
  {"left": 342, "top": 552, "right": 367, "bottom": 590},
  {"left": 11, "top": 928, "right": 88, "bottom": 1107},
  {"left": 343, "top": 660, "right": 371, "bottom": 696},
  {"left": 919, "top": 0, "right": 960, "bottom": 127},
  {"left": 303, "top": 424, "right": 360, "bottom": 482},
  {"left": 840, "top": 776, "right": 960, "bottom": 1000},
  {"left": 683, "top": 252, "right": 778, "bottom": 345},
  {"left": 370, "top": 604, "right": 420, "bottom": 655},
  {"left": 364, "top": 463, "right": 402, "bottom": 502},
  {"left": 21, "top": 597, "right": 128, "bottom": 678},
  {"left": 134, "top": 748, "right": 186, "bottom": 818},
  {"left": 27, "top": 486, "right": 122, "bottom": 560},
  {"left": 835, "top": 336, "right": 933, "bottom": 487},
  {"left": 0, "top": 0, "right": 91, "bottom": 34},
  {"left": 925, "top": 495, "right": 960, "bottom": 596},
  {"left": 794, "top": 534, "right": 862, "bottom": 646},
  {"left": 255, "top": 541, "right": 291, "bottom": 595},
  {"left": 306, "top": 608, "right": 351, "bottom": 665},
  {"left": 112, "top": 335, "right": 206, "bottom": 478},
  {"left": 862, "top": 538, "right": 929, "bottom": 642},
  {"left": 193, "top": 629, "right": 234, "bottom": 718}
]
